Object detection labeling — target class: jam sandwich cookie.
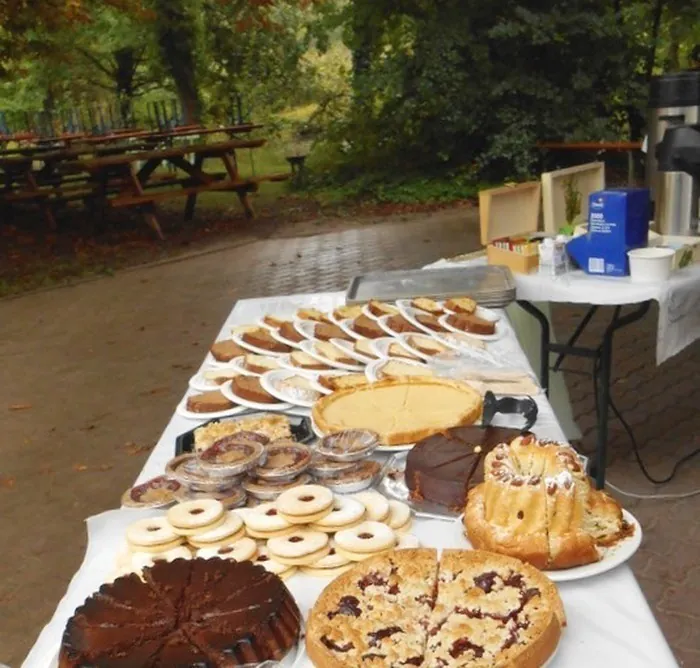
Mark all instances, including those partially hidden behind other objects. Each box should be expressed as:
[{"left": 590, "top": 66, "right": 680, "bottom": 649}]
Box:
[
  {"left": 254, "top": 545, "right": 296, "bottom": 579},
  {"left": 267, "top": 529, "right": 330, "bottom": 566},
  {"left": 386, "top": 500, "right": 413, "bottom": 533},
  {"left": 308, "top": 496, "right": 366, "bottom": 533},
  {"left": 186, "top": 511, "right": 245, "bottom": 549},
  {"left": 242, "top": 502, "right": 295, "bottom": 539},
  {"left": 166, "top": 499, "right": 226, "bottom": 537},
  {"left": 352, "top": 490, "right": 390, "bottom": 522},
  {"left": 130, "top": 546, "right": 192, "bottom": 573},
  {"left": 126, "top": 517, "right": 184, "bottom": 554},
  {"left": 196, "top": 537, "right": 258, "bottom": 562},
  {"left": 300, "top": 543, "right": 352, "bottom": 578},
  {"left": 275, "top": 484, "right": 334, "bottom": 524},
  {"left": 333, "top": 521, "right": 397, "bottom": 561}
]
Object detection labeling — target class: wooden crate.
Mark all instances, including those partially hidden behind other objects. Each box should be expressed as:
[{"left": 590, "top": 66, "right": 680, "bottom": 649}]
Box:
[{"left": 541, "top": 162, "right": 605, "bottom": 234}]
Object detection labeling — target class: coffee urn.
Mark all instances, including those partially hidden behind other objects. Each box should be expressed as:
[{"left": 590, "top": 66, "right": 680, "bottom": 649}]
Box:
[{"left": 646, "top": 71, "right": 700, "bottom": 234}]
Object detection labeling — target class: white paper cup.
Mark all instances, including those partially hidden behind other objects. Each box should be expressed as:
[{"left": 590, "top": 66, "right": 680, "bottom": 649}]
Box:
[{"left": 627, "top": 247, "right": 674, "bottom": 283}]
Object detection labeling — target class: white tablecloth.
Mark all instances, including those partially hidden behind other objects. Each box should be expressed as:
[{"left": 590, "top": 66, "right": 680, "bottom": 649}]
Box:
[
  {"left": 428, "top": 256, "right": 700, "bottom": 365},
  {"left": 24, "top": 292, "right": 678, "bottom": 668}
]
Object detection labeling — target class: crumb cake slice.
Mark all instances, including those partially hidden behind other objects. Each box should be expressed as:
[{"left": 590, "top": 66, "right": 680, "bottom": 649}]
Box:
[
  {"left": 425, "top": 550, "right": 564, "bottom": 668},
  {"left": 307, "top": 549, "right": 439, "bottom": 667}
]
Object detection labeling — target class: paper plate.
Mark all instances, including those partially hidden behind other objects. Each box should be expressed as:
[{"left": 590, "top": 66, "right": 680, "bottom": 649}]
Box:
[
  {"left": 364, "top": 357, "right": 432, "bottom": 383},
  {"left": 329, "top": 337, "right": 376, "bottom": 364},
  {"left": 361, "top": 302, "right": 399, "bottom": 321},
  {"left": 298, "top": 339, "right": 365, "bottom": 371},
  {"left": 396, "top": 298, "right": 447, "bottom": 317},
  {"left": 437, "top": 313, "right": 505, "bottom": 341},
  {"left": 175, "top": 393, "right": 248, "bottom": 420},
  {"left": 441, "top": 303, "right": 503, "bottom": 322},
  {"left": 397, "top": 304, "right": 453, "bottom": 337},
  {"left": 231, "top": 331, "right": 292, "bottom": 357},
  {"left": 337, "top": 318, "right": 366, "bottom": 341},
  {"left": 394, "top": 333, "right": 453, "bottom": 361},
  {"left": 308, "top": 371, "right": 351, "bottom": 395},
  {"left": 259, "top": 369, "right": 322, "bottom": 408},
  {"left": 370, "top": 337, "right": 424, "bottom": 362},
  {"left": 220, "top": 379, "right": 293, "bottom": 412},
  {"left": 188, "top": 364, "right": 242, "bottom": 392},
  {"left": 292, "top": 318, "right": 319, "bottom": 341},
  {"left": 268, "top": 327, "right": 304, "bottom": 350}
]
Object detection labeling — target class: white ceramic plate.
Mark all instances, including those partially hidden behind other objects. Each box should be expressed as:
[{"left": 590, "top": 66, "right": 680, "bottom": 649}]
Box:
[
  {"left": 395, "top": 333, "right": 452, "bottom": 361},
  {"left": 437, "top": 313, "right": 505, "bottom": 341},
  {"left": 337, "top": 317, "right": 366, "bottom": 341},
  {"left": 188, "top": 364, "right": 242, "bottom": 392},
  {"left": 175, "top": 392, "right": 248, "bottom": 420},
  {"left": 220, "top": 379, "right": 293, "bottom": 412},
  {"left": 259, "top": 369, "right": 322, "bottom": 408},
  {"left": 459, "top": 509, "right": 642, "bottom": 583},
  {"left": 330, "top": 337, "right": 376, "bottom": 364},
  {"left": 299, "top": 339, "right": 365, "bottom": 371},
  {"left": 370, "top": 337, "right": 423, "bottom": 362},
  {"left": 364, "top": 357, "right": 432, "bottom": 382},
  {"left": 231, "top": 331, "right": 291, "bottom": 357}
]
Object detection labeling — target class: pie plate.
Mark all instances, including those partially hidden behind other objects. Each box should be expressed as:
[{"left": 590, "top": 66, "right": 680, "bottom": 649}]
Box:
[
  {"left": 458, "top": 509, "right": 643, "bottom": 583},
  {"left": 310, "top": 415, "right": 414, "bottom": 452},
  {"left": 175, "top": 392, "right": 249, "bottom": 421},
  {"left": 231, "top": 331, "right": 291, "bottom": 357},
  {"left": 220, "top": 379, "right": 294, "bottom": 412},
  {"left": 364, "top": 357, "right": 433, "bottom": 383},
  {"left": 298, "top": 339, "right": 365, "bottom": 371},
  {"left": 328, "top": 337, "right": 376, "bottom": 364},
  {"left": 437, "top": 313, "right": 505, "bottom": 341},
  {"left": 259, "top": 369, "right": 322, "bottom": 408}
]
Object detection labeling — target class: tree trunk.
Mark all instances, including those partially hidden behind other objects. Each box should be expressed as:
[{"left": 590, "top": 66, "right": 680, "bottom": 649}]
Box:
[
  {"left": 153, "top": 0, "right": 203, "bottom": 124},
  {"left": 114, "top": 48, "right": 136, "bottom": 126},
  {"left": 644, "top": 0, "right": 665, "bottom": 82}
]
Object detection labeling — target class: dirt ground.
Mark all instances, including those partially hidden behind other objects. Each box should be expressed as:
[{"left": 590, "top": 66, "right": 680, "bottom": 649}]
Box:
[{"left": 1, "top": 205, "right": 698, "bottom": 666}]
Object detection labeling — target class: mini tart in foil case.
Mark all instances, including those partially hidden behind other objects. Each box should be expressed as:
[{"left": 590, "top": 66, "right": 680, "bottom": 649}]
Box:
[
  {"left": 308, "top": 454, "right": 359, "bottom": 479},
  {"left": 316, "top": 429, "right": 380, "bottom": 462},
  {"left": 165, "top": 454, "right": 238, "bottom": 493},
  {"left": 252, "top": 440, "right": 312, "bottom": 482},
  {"left": 243, "top": 473, "right": 313, "bottom": 501},
  {"left": 121, "top": 476, "right": 181, "bottom": 508},
  {"left": 198, "top": 436, "right": 267, "bottom": 478},
  {"left": 321, "top": 460, "right": 382, "bottom": 493},
  {"left": 173, "top": 484, "right": 247, "bottom": 509}
]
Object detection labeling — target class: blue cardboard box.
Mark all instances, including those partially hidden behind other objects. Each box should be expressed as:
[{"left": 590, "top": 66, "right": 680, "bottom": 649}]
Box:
[{"left": 566, "top": 188, "right": 650, "bottom": 276}]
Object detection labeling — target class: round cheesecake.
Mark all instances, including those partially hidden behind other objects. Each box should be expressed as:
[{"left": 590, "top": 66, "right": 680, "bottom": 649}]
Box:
[
  {"left": 59, "top": 558, "right": 301, "bottom": 667},
  {"left": 405, "top": 426, "right": 525, "bottom": 509}
]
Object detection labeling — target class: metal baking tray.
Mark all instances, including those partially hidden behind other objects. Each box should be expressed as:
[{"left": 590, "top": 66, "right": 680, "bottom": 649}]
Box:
[
  {"left": 175, "top": 412, "right": 315, "bottom": 455},
  {"left": 345, "top": 265, "right": 516, "bottom": 304}
]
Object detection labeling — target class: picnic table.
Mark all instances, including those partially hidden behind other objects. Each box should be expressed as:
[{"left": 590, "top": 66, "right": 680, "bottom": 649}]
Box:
[{"left": 77, "top": 137, "right": 288, "bottom": 239}]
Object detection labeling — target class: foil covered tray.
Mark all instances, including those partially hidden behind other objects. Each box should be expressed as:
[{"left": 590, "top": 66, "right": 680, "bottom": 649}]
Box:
[{"left": 345, "top": 265, "right": 516, "bottom": 305}]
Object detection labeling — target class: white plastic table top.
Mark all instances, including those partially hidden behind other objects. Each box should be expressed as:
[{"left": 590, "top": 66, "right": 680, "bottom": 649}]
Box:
[
  {"left": 23, "top": 291, "right": 678, "bottom": 668},
  {"left": 428, "top": 255, "right": 700, "bottom": 366}
]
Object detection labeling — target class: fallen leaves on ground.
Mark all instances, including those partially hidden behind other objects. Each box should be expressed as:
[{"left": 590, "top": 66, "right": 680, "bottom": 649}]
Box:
[
  {"left": 8, "top": 403, "right": 32, "bottom": 411},
  {"left": 121, "top": 441, "right": 154, "bottom": 456},
  {"left": 0, "top": 475, "right": 16, "bottom": 489},
  {"left": 140, "top": 386, "right": 170, "bottom": 396},
  {"left": 73, "top": 463, "right": 113, "bottom": 472}
]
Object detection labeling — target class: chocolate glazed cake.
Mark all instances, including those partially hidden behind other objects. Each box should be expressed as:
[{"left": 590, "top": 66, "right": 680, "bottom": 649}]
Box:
[
  {"left": 405, "top": 426, "right": 528, "bottom": 510},
  {"left": 60, "top": 558, "right": 301, "bottom": 667}
]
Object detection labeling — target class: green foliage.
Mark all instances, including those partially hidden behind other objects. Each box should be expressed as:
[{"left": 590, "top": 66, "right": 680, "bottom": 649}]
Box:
[{"left": 563, "top": 175, "right": 582, "bottom": 227}]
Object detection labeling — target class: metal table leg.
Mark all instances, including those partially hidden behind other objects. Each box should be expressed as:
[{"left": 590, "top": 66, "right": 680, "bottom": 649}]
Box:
[{"left": 517, "top": 300, "right": 651, "bottom": 488}]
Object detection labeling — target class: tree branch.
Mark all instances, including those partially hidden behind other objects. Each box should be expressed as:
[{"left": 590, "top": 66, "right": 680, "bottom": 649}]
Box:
[{"left": 76, "top": 46, "right": 115, "bottom": 78}]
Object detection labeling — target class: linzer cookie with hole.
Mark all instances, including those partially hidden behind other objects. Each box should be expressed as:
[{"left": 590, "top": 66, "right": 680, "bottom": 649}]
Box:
[
  {"left": 275, "top": 484, "right": 334, "bottom": 525},
  {"left": 267, "top": 529, "right": 331, "bottom": 566},
  {"left": 125, "top": 517, "right": 185, "bottom": 554},
  {"left": 333, "top": 521, "right": 397, "bottom": 562},
  {"left": 166, "top": 499, "right": 226, "bottom": 537},
  {"left": 241, "top": 327, "right": 292, "bottom": 353},
  {"left": 242, "top": 502, "right": 296, "bottom": 539}
]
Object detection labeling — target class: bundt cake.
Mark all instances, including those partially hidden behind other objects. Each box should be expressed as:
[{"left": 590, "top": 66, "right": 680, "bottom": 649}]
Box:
[{"left": 464, "top": 435, "right": 628, "bottom": 570}]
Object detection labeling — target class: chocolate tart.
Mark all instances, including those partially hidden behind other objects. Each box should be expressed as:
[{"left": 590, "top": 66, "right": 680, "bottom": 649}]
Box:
[
  {"left": 405, "top": 426, "right": 525, "bottom": 510},
  {"left": 253, "top": 440, "right": 312, "bottom": 481},
  {"left": 59, "top": 558, "right": 301, "bottom": 667}
]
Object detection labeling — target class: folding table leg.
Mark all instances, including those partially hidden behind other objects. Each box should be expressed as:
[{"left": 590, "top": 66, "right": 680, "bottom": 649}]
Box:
[{"left": 517, "top": 300, "right": 551, "bottom": 394}]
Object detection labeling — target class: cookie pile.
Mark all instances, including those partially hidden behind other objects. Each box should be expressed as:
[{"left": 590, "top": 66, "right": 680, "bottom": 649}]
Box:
[{"left": 118, "top": 486, "right": 419, "bottom": 583}]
